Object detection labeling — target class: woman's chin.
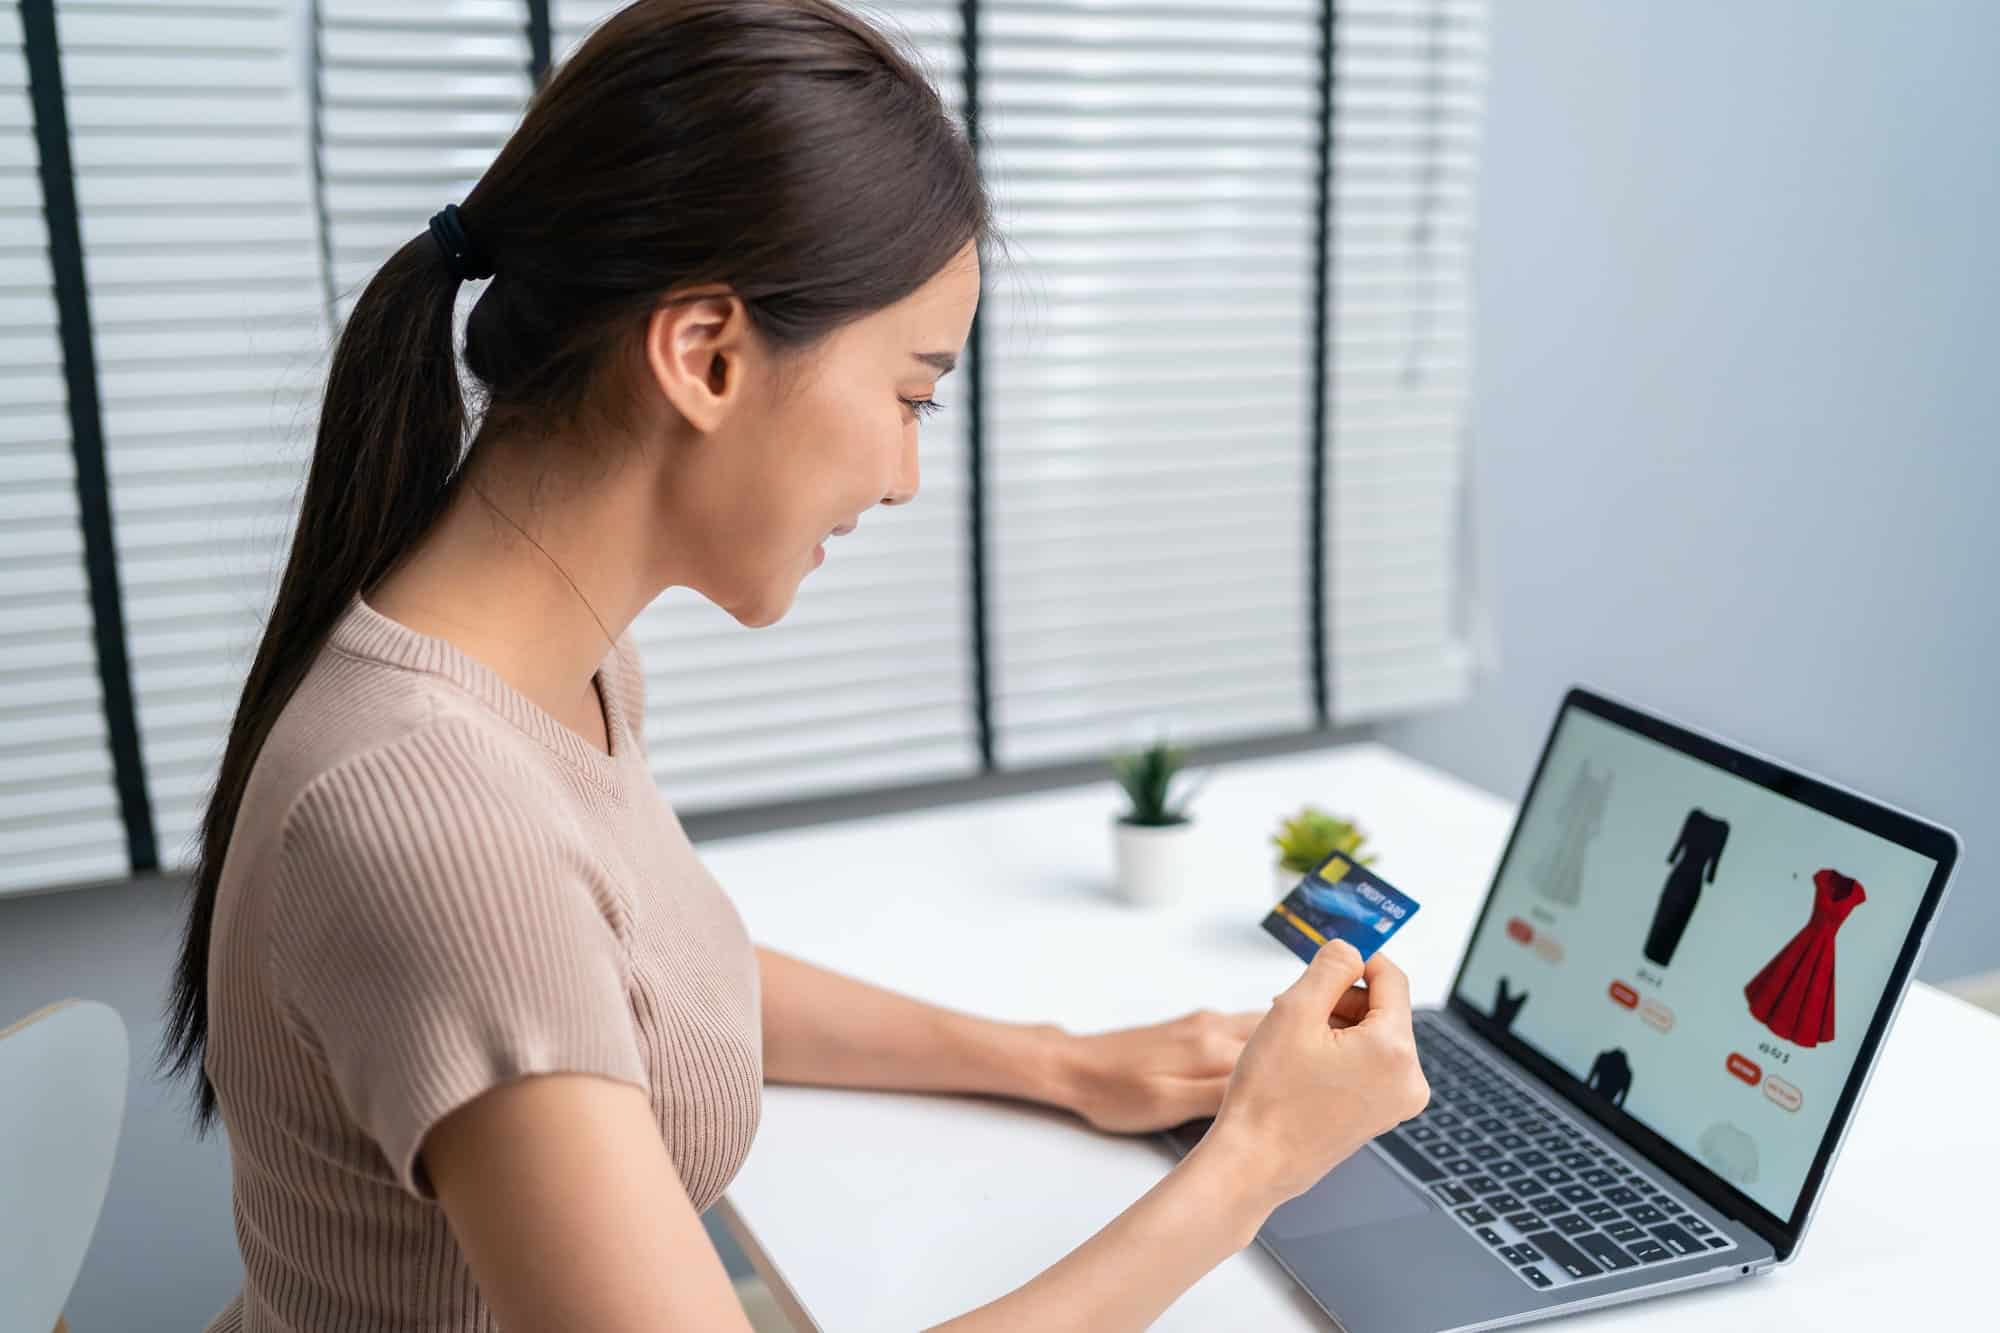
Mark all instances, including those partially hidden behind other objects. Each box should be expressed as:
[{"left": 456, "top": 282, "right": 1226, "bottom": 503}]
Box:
[
  {"left": 737, "top": 579, "right": 804, "bottom": 628},
  {"left": 712, "top": 551, "right": 819, "bottom": 628}
]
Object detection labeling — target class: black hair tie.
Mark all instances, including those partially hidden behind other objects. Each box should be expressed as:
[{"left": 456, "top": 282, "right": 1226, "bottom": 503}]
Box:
[{"left": 428, "top": 203, "right": 496, "bottom": 281}]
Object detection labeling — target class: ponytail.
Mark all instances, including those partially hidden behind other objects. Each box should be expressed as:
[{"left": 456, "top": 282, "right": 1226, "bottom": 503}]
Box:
[{"left": 160, "top": 232, "right": 473, "bottom": 1128}]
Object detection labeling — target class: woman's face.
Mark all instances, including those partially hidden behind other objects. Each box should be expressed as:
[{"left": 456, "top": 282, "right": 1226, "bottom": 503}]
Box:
[{"left": 645, "top": 241, "right": 982, "bottom": 627}]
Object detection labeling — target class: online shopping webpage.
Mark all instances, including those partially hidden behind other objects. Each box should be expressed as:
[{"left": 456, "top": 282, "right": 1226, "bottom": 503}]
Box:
[{"left": 1455, "top": 707, "right": 1937, "bottom": 1221}]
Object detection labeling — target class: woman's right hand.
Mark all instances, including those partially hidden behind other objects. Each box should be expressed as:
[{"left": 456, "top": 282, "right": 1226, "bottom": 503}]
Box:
[{"left": 1204, "top": 939, "right": 1430, "bottom": 1209}]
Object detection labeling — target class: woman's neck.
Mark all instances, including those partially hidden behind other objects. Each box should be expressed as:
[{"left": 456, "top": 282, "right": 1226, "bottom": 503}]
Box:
[{"left": 364, "top": 449, "right": 655, "bottom": 747}]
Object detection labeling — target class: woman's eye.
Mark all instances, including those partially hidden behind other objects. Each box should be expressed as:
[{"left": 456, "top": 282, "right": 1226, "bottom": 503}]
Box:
[{"left": 901, "top": 397, "right": 944, "bottom": 420}]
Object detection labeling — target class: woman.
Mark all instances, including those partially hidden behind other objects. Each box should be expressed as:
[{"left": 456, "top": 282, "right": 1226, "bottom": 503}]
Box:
[{"left": 162, "top": 2, "right": 1427, "bottom": 1328}]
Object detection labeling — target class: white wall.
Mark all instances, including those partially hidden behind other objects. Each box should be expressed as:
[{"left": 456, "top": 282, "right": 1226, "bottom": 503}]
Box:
[{"left": 1383, "top": 0, "right": 2000, "bottom": 983}]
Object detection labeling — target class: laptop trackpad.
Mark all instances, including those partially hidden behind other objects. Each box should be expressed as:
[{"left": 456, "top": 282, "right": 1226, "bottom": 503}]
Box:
[{"left": 1264, "top": 1145, "right": 1432, "bottom": 1239}]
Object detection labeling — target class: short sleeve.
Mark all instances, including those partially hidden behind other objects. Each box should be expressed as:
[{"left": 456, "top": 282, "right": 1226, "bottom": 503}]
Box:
[{"left": 268, "top": 723, "right": 648, "bottom": 1202}]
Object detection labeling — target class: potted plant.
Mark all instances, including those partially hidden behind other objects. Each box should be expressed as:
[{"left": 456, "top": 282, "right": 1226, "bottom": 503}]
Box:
[
  {"left": 1270, "top": 805, "right": 1375, "bottom": 902},
  {"left": 1109, "top": 739, "right": 1211, "bottom": 906}
]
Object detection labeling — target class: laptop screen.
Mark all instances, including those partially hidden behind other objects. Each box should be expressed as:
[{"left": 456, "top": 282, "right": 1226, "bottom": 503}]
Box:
[{"left": 1451, "top": 700, "right": 1941, "bottom": 1226}]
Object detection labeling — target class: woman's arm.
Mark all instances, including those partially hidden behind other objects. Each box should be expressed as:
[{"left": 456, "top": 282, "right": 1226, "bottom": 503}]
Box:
[
  {"left": 758, "top": 945, "right": 1072, "bottom": 1105},
  {"left": 926, "top": 1126, "right": 1277, "bottom": 1332},
  {"left": 429, "top": 1075, "right": 1269, "bottom": 1333},
  {"left": 426, "top": 942, "right": 1423, "bottom": 1333},
  {"left": 927, "top": 944, "right": 1422, "bottom": 1331},
  {"left": 758, "top": 945, "right": 1262, "bottom": 1132}
]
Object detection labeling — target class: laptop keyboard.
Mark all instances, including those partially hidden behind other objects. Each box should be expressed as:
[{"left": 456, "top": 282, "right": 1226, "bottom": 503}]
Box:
[{"left": 1370, "top": 1014, "right": 1738, "bottom": 1292}]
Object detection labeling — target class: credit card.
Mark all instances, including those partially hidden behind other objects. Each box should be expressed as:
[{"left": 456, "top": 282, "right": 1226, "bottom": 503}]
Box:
[{"left": 1262, "top": 852, "right": 1420, "bottom": 964}]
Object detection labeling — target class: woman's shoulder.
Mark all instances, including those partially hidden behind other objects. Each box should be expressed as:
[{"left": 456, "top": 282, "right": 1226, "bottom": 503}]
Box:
[
  {"left": 255, "top": 706, "right": 629, "bottom": 974},
  {"left": 278, "top": 709, "right": 578, "bottom": 863},
  {"left": 242, "top": 653, "right": 590, "bottom": 883}
]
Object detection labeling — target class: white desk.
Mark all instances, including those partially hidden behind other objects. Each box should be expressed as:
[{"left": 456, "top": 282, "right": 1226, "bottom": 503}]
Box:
[{"left": 706, "top": 743, "right": 1997, "bottom": 1331}]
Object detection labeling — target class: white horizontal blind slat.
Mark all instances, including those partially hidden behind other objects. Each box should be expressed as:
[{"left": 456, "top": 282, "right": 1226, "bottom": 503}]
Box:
[
  {"left": 59, "top": 0, "right": 328, "bottom": 868},
  {"left": 984, "top": 0, "right": 1319, "bottom": 764},
  {"left": 1, "top": 0, "right": 127, "bottom": 894},
  {"left": 319, "top": 0, "right": 529, "bottom": 323},
  {"left": 548, "top": 2, "right": 980, "bottom": 811},
  {"left": 1327, "top": 0, "right": 1483, "bottom": 723}
]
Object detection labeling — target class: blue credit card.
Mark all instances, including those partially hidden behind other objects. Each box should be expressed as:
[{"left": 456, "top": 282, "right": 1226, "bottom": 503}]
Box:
[{"left": 1262, "top": 852, "right": 1420, "bottom": 964}]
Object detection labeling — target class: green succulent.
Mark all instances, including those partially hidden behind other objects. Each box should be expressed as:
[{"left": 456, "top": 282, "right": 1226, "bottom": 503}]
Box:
[
  {"left": 1271, "top": 804, "right": 1375, "bottom": 873},
  {"left": 1111, "top": 740, "right": 1207, "bottom": 826}
]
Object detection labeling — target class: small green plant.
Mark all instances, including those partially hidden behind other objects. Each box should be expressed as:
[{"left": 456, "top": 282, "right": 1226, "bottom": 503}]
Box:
[
  {"left": 1111, "top": 740, "right": 1207, "bottom": 826},
  {"left": 1271, "top": 804, "right": 1375, "bottom": 874}
]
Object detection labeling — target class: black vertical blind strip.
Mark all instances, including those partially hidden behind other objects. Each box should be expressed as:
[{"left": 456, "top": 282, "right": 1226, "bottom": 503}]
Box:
[
  {"left": 960, "top": 0, "right": 994, "bottom": 772},
  {"left": 21, "top": 0, "right": 158, "bottom": 872},
  {"left": 527, "top": 0, "right": 553, "bottom": 87},
  {"left": 307, "top": 0, "right": 338, "bottom": 329},
  {"left": 1307, "top": 0, "right": 1336, "bottom": 728}
]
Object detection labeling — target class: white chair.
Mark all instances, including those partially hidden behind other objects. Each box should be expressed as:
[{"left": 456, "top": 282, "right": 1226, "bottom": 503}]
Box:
[{"left": 0, "top": 1000, "right": 127, "bottom": 1333}]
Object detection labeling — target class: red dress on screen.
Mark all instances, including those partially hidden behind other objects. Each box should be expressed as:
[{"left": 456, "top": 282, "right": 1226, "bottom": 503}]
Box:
[{"left": 1744, "top": 868, "right": 1866, "bottom": 1048}]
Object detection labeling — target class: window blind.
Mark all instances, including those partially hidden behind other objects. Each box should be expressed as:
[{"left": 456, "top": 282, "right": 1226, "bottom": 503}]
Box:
[
  {"left": 549, "top": 1, "right": 984, "bottom": 813},
  {"left": 550, "top": 0, "right": 599, "bottom": 65},
  {"left": 1324, "top": 0, "right": 1481, "bottom": 721},
  {"left": 554, "top": 1, "right": 965, "bottom": 116},
  {"left": 318, "top": 0, "right": 532, "bottom": 322},
  {"left": 0, "top": 0, "right": 125, "bottom": 893},
  {"left": 57, "top": 0, "right": 327, "bottom": 868},
  {"left": 2, "top": 0, "right": 1486, "bottom": 893},
  {"left": 979, "top": 0, "right": 1323, "bottom": 765}
]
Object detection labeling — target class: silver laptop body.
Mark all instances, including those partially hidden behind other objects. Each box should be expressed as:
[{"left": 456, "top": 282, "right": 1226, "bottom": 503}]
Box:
[{"left": 1167, "top": 687, "right": 1960, "bottom": 1332}]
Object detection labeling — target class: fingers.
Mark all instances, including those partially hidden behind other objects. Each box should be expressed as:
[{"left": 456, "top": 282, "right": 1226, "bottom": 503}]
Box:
[
  {"left": 1215, "top": 999, "right": 1356, "bottom": 1037},
  {"left": 1196, "top": 1025, "right": 1249, "bottom": 1073},
  {"left": 1186, "top": 1074, "right": 1231, "bottom": 1118},
  {"left": 1358, "top": 950, "right": 1413, "bottom": 1023},
  {"left": 1280, "top": 938, "right": 1367, "bottom": 1018},
  {"left": 1328, "top": 984, "right": 1371, "bottom": 1028}
]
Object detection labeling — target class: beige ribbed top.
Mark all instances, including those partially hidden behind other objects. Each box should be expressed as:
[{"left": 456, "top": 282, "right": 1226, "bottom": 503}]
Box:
[{"left": 201, "top": 595, "right": 764, "bottom": 1332}]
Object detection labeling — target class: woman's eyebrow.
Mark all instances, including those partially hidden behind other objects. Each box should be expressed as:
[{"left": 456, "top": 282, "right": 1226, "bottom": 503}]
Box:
[{"left": 912, "top": 351, "right": 957, "bottom": 376}]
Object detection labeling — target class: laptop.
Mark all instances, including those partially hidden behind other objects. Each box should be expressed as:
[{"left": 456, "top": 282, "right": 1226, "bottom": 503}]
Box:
[{"left": 1166, "top": 686, "right": 1960, "bottom": 1331}]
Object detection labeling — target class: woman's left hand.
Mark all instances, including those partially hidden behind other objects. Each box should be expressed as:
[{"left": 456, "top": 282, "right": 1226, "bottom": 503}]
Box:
[{"left": 1058, "top": 1009, "right": 1264, "bottom": 1134}]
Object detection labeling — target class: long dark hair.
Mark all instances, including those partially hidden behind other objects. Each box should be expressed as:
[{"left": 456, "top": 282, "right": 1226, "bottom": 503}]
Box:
[{"left": 161, "top": 0, "right": 991, "bottom": 1130}]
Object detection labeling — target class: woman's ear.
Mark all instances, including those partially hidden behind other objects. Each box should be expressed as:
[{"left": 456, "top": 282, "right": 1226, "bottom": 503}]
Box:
[{"left": 645, "top": 291, "right": 749, "bottom": 434}]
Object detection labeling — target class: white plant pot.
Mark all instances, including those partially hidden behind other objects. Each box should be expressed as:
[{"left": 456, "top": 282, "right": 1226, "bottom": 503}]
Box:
[{"left": 1112, "top": 816, "right": 1204, "bottom": 906}]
